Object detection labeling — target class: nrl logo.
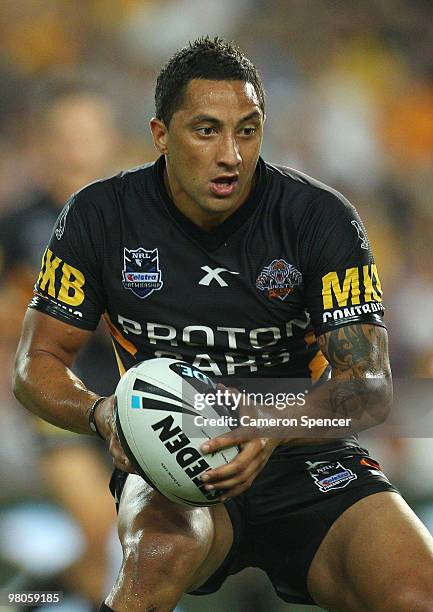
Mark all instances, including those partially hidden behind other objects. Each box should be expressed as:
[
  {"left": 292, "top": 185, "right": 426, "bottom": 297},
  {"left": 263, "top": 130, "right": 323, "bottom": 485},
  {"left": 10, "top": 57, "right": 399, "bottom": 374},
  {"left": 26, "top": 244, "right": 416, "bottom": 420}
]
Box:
[
  {"left": 256, "top": 259, "right": 302, "bottom": 301},
  {"left": 306, "top": 460, "right": 357, "bottom": 493},
  {"left": 122, "top": 247, "right": 163, "bottom": 299}
]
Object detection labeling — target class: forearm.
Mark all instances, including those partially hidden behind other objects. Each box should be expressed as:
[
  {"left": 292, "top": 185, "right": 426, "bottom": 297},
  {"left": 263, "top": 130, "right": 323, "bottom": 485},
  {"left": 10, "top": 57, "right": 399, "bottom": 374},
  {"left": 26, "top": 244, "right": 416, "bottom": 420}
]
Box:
[
  {"left": 283, "top": 323, "right": 393, "bottom": 440},
  {"left": 230, "top": 373, "right": 393, "bottom": 449},
  {"left": 234, "top": 324, "right": 392, "bottom": 441},
  {"left": 317, "top": 323, "right": 392, "bottom": 429},
  {"left": 13, "top": 348, "right": 99, "bottom": 435},
  {"left": 286, "top": 373, "right": 392, "bottom": 440}
]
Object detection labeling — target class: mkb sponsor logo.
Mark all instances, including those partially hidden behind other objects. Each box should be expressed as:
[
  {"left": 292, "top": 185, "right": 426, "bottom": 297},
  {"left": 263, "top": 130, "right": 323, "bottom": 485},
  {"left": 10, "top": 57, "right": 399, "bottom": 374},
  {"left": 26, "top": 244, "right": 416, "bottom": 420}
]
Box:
[
  {"left": 37, "top": 248, "right": 85, "bottom": 307},
  {"left": 321, "top": 264, "right": 383, "bottom": 323}
]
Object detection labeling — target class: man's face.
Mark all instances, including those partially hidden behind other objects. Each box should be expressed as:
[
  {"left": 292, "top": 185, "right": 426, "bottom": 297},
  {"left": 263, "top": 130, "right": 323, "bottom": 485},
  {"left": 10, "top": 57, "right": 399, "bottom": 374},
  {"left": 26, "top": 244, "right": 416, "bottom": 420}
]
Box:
[{"left": 150, "top": 79, "right": 264, "bottom": 229}]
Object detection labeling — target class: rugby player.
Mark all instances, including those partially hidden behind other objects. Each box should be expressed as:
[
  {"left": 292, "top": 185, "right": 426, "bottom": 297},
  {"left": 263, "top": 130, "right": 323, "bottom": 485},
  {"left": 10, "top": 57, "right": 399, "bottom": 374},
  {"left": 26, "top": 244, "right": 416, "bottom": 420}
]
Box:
[{"left": 13, "top": 37, "right": 433, "bottom": 611}]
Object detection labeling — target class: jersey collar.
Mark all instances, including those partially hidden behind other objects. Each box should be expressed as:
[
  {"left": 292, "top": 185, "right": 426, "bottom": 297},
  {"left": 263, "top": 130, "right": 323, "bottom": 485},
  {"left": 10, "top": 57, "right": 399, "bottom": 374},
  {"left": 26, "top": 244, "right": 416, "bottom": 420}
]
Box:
[{"left": 154, "top": 155, "right": 266, "bottom": 251}]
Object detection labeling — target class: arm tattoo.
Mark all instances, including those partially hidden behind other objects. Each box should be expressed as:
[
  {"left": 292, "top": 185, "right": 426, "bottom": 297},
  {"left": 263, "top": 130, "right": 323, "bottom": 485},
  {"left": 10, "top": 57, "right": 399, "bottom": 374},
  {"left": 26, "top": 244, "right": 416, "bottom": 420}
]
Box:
[
  {"left": 317, "top": 324, "right": 392, "bottom": 425},
  {"left": 317, "top": 324, "right": 390, "bottom": 377}
]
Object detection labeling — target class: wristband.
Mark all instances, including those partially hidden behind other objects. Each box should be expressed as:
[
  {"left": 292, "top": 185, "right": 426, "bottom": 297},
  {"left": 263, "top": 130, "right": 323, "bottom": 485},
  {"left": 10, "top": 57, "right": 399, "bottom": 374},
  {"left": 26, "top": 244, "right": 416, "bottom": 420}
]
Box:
[{"left": 88, "top": 396, "right": 107, "bottom": 439}]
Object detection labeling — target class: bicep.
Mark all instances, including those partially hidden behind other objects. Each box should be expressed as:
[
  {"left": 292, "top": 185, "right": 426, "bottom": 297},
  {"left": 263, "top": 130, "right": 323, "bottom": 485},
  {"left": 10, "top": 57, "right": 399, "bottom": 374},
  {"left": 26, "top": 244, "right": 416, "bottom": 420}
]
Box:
[
  {"left": 317, "top": 324, "right": 391, "bottom": 379},
  {"left": 16, "top": 308, "right": 93, "bottom": 369}
]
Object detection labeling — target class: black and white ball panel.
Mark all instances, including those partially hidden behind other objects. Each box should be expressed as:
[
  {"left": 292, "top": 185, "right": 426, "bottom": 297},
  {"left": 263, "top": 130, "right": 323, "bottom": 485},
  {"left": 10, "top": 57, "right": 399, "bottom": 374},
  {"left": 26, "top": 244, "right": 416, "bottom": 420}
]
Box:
[{"left": 115, "top": 358, "right": 238, "bottom": 506}]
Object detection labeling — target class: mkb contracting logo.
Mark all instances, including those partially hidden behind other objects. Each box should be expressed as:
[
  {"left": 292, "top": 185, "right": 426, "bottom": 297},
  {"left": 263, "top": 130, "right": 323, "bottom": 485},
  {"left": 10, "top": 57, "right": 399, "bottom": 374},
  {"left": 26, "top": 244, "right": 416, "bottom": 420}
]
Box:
[{"left": 321, "top": 264, "right": 383, "bottom": 324}]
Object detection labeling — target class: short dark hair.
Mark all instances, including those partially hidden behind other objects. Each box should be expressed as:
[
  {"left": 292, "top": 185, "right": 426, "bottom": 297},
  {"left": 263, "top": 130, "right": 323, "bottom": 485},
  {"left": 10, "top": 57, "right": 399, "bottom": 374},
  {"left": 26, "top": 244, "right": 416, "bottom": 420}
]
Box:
[{"left": 155, "top": 36, "right": 265, "bottom": 126}]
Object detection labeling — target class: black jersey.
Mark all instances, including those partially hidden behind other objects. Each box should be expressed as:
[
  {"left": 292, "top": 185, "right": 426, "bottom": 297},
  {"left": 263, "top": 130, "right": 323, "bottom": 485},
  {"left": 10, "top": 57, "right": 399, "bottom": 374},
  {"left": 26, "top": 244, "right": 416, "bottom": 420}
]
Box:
[{"left": 30, "top": 156, "right": 384, "bottom": 382}]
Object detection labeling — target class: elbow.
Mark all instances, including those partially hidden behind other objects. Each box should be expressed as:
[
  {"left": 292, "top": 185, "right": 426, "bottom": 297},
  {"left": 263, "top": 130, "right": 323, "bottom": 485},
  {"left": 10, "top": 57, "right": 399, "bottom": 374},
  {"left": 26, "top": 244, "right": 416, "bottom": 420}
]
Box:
[
  {"left": 12, "top": 375, "right": 25, "bottom": 407},
  {"left": 367, "top": 375, "right": 393, "bottom": 425},
  {"left": 12, "top": 349, "right": 30, "bottom": 407},
  {"left": 12, "top": 362, "right": 23, "bottom": 405}
]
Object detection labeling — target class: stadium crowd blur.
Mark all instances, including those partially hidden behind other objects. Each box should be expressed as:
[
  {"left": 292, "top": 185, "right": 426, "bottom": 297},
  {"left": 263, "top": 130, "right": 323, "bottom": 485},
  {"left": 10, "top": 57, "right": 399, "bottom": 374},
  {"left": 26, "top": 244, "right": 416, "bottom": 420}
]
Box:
[{"left": 0, "top": 1, "right": 432, "bottom": 610}]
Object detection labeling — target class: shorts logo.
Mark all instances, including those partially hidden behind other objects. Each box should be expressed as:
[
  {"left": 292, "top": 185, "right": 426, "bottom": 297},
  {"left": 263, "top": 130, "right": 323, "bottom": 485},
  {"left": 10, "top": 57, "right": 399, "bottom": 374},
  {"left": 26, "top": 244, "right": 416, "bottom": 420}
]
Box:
[
  {"left": 122, "top": 247, "right": 163, "bottom": 299},
  {"left": 256, "top": 259, "right": 302, "bottom": 301},
  {"left": 306, "top": 460, "right": 357, "bottom": 492}
]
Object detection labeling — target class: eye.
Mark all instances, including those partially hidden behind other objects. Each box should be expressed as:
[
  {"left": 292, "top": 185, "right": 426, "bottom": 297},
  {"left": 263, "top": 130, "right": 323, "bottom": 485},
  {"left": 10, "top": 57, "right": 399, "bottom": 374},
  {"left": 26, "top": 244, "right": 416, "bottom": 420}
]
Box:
[
  {"left": 197, "top": 127, "right": 216, "bottom": 136},
  {"left": 241, "top": 126, "right": 256, "bottom": 136}
]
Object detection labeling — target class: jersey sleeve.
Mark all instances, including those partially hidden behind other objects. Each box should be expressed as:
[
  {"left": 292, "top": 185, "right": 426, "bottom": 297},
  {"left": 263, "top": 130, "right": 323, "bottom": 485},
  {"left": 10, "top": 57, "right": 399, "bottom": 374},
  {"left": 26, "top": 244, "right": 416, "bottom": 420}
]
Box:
[
  {"left": 298, "top": 191, "right": 385, "bottom": 337},
  {"left": 30, "top": 189, "right": 105, "bottom": 330}
]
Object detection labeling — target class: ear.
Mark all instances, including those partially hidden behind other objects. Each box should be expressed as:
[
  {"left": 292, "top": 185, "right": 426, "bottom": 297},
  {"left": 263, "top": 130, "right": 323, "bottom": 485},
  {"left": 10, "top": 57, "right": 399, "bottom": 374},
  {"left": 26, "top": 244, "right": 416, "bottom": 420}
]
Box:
[{"left": 150, "top": 117, "right": 168, "bottom": 154}]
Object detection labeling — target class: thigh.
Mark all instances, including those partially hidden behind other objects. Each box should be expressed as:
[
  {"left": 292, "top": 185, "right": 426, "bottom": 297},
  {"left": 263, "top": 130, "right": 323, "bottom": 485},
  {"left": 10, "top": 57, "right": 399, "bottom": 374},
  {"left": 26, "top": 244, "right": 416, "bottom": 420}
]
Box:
[
  {"left": 241, "top": 444, "right": 397, "bottom": 605},
  {"left": 308, "top": 491, "right": 433, "bottom": 611},
  {"left": 113, "top": 475, "right": 234, "bottom": 602}
]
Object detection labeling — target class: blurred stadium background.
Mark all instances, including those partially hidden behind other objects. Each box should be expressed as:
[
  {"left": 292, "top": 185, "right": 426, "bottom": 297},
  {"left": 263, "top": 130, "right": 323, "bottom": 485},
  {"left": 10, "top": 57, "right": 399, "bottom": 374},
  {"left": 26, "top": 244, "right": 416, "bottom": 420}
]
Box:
[{"left": 0, "top": 1, "right": 432, "bottom": 610}]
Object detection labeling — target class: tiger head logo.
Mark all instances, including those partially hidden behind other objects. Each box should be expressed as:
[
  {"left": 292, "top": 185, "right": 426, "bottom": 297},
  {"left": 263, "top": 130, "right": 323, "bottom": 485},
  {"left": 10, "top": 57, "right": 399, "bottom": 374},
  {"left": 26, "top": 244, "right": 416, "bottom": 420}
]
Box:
[{"left": 256, "top": 259, "right": 303, "bottom": 301}]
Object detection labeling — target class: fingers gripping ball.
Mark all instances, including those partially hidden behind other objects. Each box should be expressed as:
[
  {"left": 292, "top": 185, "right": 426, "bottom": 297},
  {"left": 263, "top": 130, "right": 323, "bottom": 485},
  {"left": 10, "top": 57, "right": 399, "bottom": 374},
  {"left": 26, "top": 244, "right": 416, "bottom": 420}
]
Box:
[{"left": 115, "top": 358, "right": 238, "bottom": 506}]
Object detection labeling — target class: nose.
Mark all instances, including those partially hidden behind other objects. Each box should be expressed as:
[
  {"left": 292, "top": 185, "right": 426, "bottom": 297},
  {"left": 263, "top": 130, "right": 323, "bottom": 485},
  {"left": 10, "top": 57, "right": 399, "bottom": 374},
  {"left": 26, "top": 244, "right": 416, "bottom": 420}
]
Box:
[{"left": 216, "top": 133, "right": 242, "bottom": 168}]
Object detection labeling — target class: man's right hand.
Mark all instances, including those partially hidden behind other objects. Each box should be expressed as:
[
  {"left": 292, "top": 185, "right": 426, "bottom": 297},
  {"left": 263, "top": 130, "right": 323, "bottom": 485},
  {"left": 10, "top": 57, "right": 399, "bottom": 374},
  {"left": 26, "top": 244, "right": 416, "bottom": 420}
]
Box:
[{"left": 95, "top": 396, "right": 137, "bottom": 473}]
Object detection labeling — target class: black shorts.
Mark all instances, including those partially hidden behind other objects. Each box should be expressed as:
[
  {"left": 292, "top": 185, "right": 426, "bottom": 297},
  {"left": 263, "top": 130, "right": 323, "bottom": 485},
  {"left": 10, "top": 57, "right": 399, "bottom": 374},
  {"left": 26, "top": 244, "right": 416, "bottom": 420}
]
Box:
[{"left": 110, "top": 442, "right": 399, "bottom": 606}]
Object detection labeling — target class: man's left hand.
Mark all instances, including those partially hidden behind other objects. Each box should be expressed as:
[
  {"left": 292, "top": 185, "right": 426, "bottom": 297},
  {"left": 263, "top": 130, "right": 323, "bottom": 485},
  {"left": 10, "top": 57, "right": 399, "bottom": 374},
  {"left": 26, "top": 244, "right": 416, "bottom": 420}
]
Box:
[{"left": 200, "top": 433, "right": 279, "bottom": 502}]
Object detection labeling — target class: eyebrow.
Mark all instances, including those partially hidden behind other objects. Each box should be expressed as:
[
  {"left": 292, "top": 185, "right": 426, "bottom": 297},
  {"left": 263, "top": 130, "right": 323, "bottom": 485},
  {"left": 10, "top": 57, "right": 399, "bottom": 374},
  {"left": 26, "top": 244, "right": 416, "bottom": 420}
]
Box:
[{"left": 189, "top": 110, "right": 262, "bottom": 127}]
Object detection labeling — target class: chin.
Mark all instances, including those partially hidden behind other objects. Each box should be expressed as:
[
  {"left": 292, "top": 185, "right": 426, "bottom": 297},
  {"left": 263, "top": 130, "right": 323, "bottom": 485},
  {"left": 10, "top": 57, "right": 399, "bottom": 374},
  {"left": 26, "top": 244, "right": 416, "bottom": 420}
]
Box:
[{"left": 205, "top": 200, "right": 237, "bottom": 214}]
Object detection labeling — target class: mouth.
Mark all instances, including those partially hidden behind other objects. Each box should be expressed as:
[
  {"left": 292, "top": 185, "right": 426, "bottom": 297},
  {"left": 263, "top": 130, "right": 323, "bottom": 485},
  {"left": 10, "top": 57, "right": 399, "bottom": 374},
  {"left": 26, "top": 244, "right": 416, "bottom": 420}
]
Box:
[{"left": 210, "top": 175, "right": 239, "bottom": 197}]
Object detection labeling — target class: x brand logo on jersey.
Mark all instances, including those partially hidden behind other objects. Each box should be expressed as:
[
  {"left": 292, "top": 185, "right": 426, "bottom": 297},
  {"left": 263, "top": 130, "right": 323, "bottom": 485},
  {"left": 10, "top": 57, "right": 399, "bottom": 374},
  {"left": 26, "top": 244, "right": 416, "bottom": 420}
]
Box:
[{"left": 198, "top": 266, "right": 239, "bottom": 287}]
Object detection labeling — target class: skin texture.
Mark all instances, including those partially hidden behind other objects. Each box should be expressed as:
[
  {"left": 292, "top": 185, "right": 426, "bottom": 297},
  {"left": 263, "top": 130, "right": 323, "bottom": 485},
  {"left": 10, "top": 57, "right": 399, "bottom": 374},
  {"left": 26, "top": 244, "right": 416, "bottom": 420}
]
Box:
[
  {"left": 13, "top": 79, "right": 433, "bottom": 610},
  {"left": 13, "top": 310, "right": 133, "bottom": 473},
  {"left": 307, "top": 491, "right": 433, "bottom": 612},
  {"left": 106, "top": 476, "right": 234, "bottom": 611},
  {"left": 150, "top": 79, "right": 264, "bottom": 230}
]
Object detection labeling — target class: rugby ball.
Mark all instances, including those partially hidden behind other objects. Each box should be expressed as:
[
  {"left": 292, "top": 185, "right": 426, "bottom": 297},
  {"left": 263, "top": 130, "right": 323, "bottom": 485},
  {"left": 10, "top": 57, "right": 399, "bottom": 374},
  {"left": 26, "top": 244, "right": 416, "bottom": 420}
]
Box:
[{"left": 115, "top": 358, "right": 238, "bottom": 506}]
